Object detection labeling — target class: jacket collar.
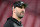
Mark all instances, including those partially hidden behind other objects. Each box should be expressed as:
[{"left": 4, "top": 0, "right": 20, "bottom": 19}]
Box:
[{"left": 7, "top": 16, "right": 22, "bottom": 26}]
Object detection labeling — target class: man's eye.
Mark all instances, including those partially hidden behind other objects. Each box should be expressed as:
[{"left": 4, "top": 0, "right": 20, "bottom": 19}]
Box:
[{"left": 19, "top": 7, "right": 22, "bottom": 9}]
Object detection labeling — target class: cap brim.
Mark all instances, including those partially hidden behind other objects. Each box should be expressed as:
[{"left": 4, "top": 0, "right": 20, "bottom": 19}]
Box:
[{"left": 22, "top": 4, "right": 28, "bottom": 8}]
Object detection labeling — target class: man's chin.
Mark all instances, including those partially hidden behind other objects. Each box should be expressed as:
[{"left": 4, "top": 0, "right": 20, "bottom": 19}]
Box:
[
  {"left": 18, "top": 16, "right": 24, "bottom": 19},
  {"left": 18, "top": 14, "right": 24, "bottom": 19},
  {"left": 19, "top": 17, "right": 23, "bottom": 19}
]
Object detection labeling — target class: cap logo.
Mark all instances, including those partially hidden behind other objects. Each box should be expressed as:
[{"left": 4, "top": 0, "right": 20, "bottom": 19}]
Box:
[{"left": 21, "top": 2, "right": 24, "bottom": 4}]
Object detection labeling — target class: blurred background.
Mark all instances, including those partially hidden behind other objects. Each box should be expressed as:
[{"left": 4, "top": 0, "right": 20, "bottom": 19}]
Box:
[{"left": 0, "top": 0, "right": 40, "bottom": 27}]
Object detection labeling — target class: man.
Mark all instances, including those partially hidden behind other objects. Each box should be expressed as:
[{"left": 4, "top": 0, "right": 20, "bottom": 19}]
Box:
[{"left": 4, "top": 1, "right": 27, "bottom": 27}]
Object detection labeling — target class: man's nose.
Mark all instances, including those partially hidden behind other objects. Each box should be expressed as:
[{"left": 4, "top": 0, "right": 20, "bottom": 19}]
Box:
[
  {"left": 22, "top": 9, "right": 25, "bottom": 11},
  {"left": 22, "top": 9, "right": 25, "bottom": 12}
]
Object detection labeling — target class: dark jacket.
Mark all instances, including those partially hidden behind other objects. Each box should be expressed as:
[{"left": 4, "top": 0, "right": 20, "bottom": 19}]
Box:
[{"left": 4, "top": 17, "right": 23, "bottom": 27}]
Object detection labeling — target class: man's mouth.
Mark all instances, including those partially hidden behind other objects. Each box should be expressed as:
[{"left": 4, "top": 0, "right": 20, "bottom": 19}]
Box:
[{"left": 21, "top": 13, "right": 24, "bottom": 15}]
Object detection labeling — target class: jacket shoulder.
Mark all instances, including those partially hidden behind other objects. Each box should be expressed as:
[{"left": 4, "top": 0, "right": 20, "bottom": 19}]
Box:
[{"left": 4, "top": 19, "right": 14, "bottom": 27}]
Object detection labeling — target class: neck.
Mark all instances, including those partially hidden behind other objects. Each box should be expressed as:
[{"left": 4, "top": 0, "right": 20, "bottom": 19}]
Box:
[{"left": 12, "top": 13, "right": 21, "bottom": 22}]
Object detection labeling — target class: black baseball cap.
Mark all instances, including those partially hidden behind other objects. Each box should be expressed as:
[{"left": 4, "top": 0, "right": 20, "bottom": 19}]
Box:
[{"left": 13, "top": 1, "right": 27, "bottom": 8}]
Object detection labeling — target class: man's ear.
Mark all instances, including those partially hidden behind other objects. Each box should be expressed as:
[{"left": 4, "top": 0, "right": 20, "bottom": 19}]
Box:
[{"left": 12, "top": 6, "right": 15, "bottom": 13}]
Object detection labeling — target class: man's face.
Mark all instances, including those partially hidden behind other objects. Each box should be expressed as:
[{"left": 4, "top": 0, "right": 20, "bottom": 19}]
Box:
[{"left": 14, "top": 6, "right": 25, "bottom": 19}]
